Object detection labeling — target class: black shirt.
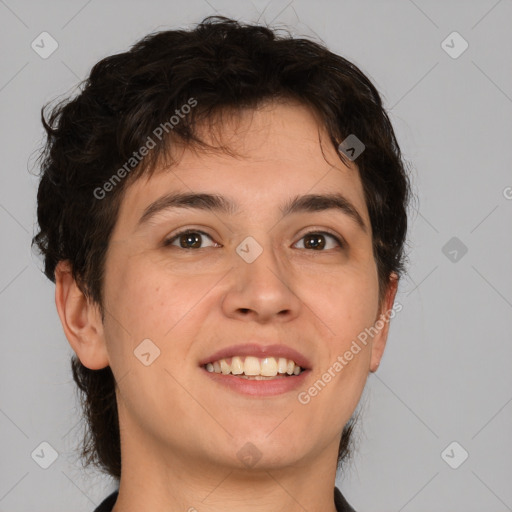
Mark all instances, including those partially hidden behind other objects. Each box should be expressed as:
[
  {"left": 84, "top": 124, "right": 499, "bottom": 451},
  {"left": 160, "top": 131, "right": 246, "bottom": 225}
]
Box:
[{"left": 93, "top": 487, "right": 355, "bottom": 511}]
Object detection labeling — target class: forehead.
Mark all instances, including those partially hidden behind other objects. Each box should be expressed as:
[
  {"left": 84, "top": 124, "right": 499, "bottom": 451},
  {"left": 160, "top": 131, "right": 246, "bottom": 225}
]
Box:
[{"left": 115, "top": 100, "right": 370, "bottom": 231}]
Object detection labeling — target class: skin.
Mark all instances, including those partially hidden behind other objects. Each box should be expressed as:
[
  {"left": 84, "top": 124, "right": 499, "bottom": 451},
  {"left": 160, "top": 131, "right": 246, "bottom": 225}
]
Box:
[{"left": 55, "top": 99, "right": 398, "bottom": 512}]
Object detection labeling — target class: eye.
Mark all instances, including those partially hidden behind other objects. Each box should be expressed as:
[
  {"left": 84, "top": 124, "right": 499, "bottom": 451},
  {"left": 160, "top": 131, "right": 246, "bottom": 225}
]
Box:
[
  {"left": 294, "top": 231, "right": 343, "bottom": 251},
  {"left": 164, "top": 229, "right": 220, "bottom": 249}
]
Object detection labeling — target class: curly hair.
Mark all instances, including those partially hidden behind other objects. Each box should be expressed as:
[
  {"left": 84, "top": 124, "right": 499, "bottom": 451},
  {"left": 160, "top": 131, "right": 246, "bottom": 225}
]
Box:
[{"left": 32, "top": 15, "right": 410, "bottom": 480}]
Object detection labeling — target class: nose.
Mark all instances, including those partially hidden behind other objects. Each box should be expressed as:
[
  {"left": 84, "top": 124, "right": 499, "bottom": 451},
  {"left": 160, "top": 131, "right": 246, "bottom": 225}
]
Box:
[{"left": 221, "top": 238, "right": 302, "bottom": 324}]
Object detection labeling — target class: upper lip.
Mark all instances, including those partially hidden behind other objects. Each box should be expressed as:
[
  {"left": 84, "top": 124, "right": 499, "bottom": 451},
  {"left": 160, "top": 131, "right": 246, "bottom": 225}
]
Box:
[{"left": 199, "top": 343, "right": 312, "bottom": 370}]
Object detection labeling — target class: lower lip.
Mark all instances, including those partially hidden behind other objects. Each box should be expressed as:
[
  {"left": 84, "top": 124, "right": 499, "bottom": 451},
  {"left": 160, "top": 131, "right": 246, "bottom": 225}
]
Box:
[{"left": 201, "top": 368, "right": 310, "bottom": 397}]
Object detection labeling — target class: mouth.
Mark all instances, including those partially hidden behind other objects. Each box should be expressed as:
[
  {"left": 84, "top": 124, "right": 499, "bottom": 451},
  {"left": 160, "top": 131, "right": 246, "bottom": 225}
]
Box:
[
  {"left": 202, "top": 355, "right": 305, "bottom": 379},
  {"left": 199, "top": 343, "right": 311, "bottom": 396}
]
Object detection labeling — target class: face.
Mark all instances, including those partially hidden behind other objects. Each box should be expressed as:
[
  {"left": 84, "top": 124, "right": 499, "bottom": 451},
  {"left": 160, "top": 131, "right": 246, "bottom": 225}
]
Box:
[{"left": 84, "top": 101, "right": 396, "bottom": 473}]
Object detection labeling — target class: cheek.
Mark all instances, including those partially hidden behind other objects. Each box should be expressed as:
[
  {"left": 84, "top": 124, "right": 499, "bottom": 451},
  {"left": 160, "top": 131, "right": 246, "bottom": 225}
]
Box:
[
  {"left": 101, "top": 260, "right": 208, "bottom": 407},
  {"left": 302, "top": 262, "right": 379, "bottom": 409},
  {"left": 304, "top": 264, "right": 380, "bottom": 341},
  {"left": 105, "top": 251, "right": 216, "bottom": 338}
]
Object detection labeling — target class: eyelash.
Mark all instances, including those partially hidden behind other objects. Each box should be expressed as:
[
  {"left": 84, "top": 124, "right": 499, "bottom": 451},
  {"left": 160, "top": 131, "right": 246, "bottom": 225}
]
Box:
[{"left": 163, "top": 228, "right": 344, "bottom": 250}]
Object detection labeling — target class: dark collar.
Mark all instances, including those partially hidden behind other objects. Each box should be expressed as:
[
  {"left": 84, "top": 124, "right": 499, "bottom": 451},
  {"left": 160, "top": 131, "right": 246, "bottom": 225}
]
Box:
[{"left": 335, "top": 486, "right": 356, "bottom": 512}]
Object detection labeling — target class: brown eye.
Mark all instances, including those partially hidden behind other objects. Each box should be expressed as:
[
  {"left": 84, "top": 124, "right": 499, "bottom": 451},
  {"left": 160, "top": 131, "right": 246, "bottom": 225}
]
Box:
[
  {"left": 294, "top": 232, "right": 342, "bottom": 250},
  {"left": 164, "top": 230, "right": 217, "bottom": 249}
]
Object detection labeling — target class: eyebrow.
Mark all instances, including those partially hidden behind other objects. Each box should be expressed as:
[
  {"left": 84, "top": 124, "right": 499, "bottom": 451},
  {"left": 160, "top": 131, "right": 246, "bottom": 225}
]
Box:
[{"left": 137, "top": 192, "right": 367, "bottom": 232}]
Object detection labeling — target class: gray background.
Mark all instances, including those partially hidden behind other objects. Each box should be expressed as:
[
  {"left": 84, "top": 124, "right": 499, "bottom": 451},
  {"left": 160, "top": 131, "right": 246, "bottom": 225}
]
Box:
[{"left": 1, "top": 0, "right": 511, "bottom": 511}]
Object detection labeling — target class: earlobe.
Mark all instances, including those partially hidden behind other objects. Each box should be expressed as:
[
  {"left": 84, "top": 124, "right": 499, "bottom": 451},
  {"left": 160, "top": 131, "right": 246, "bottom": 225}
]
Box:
[
  {"left": 369, "top": 273, "right": 399, "bottom": 373},
  {"left": 54, "top": 260, "right": 110, "bottom": 370}
]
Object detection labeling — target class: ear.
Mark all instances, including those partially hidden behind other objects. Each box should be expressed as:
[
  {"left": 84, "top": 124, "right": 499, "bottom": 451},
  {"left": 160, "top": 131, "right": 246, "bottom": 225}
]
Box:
[
  {"left": 369, "top": 273, "right": 399, "bottom": 373},
  {"left": 54, "top": 260, "right": 110, "bottom": 370}
]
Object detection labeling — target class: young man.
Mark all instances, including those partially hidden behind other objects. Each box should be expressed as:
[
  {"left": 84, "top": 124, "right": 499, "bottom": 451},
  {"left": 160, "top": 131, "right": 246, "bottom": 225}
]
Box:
[{"left": 33, "top": 16, "right": 409, "bottom": 512}]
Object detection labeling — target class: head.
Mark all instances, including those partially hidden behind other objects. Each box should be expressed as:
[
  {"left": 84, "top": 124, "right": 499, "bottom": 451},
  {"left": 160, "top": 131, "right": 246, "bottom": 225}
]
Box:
[{"left": 33, "top": 16, "right": 409, "bottom": 480}]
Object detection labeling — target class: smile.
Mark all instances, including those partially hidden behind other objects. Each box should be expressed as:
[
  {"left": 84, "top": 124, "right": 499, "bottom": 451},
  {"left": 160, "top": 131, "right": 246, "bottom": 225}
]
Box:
[{"left": 204, "top": 356, "right": 304, "bottom": 378}]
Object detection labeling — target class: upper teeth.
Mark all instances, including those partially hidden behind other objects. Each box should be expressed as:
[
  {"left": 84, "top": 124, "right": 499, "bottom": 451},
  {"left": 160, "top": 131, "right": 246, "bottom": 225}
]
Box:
[{"left": 205, "top": 356, "right": 302, "bottom": 376}]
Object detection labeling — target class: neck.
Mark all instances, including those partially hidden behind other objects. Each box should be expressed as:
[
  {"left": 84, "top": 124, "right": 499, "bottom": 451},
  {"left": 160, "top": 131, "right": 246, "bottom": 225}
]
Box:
[{"left": 111, "top": 429, "right": 340, "bottom": 512}]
